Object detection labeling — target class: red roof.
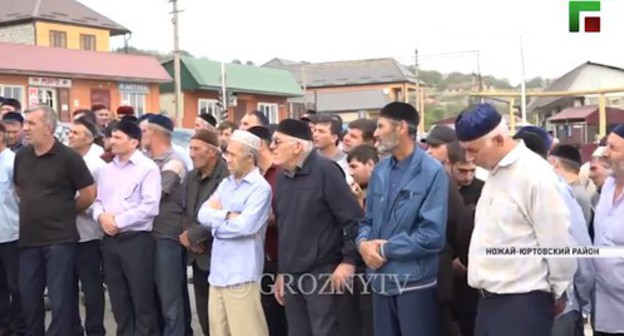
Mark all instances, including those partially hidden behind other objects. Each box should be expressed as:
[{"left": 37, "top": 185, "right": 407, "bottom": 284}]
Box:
[
  {"left": 0, "top": 43, "right": 171, "bottom": 83},
  {"left": 549, "top": 106, "right": 597, "bottom": 122},
  {"left": 549, "top": 105, "right": 624, "bottom": 125}
]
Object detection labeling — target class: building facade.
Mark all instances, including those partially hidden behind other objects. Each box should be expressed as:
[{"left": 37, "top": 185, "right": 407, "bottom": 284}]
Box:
[{"left": 160, "top": 57, "right": 303, "bottom": 128}]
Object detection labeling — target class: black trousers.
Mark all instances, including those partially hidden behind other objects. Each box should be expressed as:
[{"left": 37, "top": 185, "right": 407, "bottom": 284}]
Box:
[
  {"left": 595, "top": 333, "right": 624, "bottom": 336},
  {"left": 337, "top": 274, "right": 373, "bottom": 336},
  {"left": 101, "top": 232, "right": 158, "bottom": 336},
  {"left": 261, "top": 261, "right": 288, "bottom": 336},
  {"left": 19, "top": 243, "right": 79, "bottom": 336},
  {"left": 192, "top": 262, "right": 210, "bottom": 336},
  {"left": 450, "top": 273, "right": 478, "bottom": 336},
  {"left": 283, "top": 265, "right": 340, "bottom": 336},
  {"left": 74, "top": 240, "right": 106, "bottom": 336},
  {"left": 0, "top": 241, "right": 25, "bottom": 336},
  {"left": 474, "top": 290, "right": 554, "bottom": 336}
]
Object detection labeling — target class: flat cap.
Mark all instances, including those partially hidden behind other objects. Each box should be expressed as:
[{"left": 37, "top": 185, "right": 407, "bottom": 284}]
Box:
[{"left": 425, "top": 125, "right": 457, "bottom": 145}]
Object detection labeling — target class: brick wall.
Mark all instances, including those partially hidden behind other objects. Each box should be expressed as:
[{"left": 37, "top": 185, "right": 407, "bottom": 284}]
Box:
[{"left": 0, "top": 23, "right": 35, "bottom": 45}]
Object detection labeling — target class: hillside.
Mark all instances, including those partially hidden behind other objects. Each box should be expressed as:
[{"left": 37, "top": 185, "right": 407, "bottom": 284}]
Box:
[{"left": 411, "top": 67, "right": 550, "bottom": 126}]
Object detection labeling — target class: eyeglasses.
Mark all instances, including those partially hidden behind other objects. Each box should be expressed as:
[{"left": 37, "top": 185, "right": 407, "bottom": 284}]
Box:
[{"left": 270, "top": 138, "right": 297, "bottom": 147}]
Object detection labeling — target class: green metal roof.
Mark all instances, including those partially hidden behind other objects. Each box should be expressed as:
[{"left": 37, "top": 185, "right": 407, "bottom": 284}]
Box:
[{"left": 161, "top": 57, "right": 303, "bottom": 97}]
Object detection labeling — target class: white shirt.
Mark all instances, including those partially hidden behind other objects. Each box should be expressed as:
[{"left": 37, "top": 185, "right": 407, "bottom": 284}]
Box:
[
  {"left": 87, "top": 144, "right": 104, "bottom": 157},
  {"left": 0, "top": 148, "right": 18, "bottom": 243},
  {"left": 468, "top": 141, "right": 577, "bottom": 297},
  {"left": 76, "top": 146, "right": 106, "bottom": 242}
]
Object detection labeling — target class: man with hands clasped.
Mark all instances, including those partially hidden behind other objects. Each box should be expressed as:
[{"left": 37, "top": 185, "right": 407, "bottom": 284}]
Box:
[
  {"left": 92, "top": 120, "right": 162, "bottom": 336},
  {"left": 357, "top": 102, "right": 448, "bottom": 336}
]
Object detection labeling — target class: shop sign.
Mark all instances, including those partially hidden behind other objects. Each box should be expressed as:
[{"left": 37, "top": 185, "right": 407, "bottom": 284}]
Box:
[
  {"left": 28, "top": 77, "right": 72, "bottom": 88},
  {"left": 118, "top": 83, "right": 150, "bottom": 93}
]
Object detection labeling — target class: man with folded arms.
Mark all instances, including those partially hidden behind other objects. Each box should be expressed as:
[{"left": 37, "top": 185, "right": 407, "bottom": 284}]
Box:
[{"left": 198, "top": 130, "right": 272, "bottom": 336}]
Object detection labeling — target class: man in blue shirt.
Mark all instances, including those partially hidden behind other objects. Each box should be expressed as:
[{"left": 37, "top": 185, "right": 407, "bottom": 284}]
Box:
[
  {"left": 357, "top": 102, "right": 448, "bottom": 336},
  {"left": 0, "top": 123, "right": 25, "bottom": 336},
  {"left": 198, "top": 130, "right": 272, "bottom": 336}
]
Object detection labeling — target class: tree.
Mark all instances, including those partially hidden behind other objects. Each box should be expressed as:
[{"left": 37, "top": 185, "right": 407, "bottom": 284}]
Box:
[
  {"left": 246, "top": 61, "right": 255, "bottom": 66},
  {"left": 232, "top": 59, "right": 242, "bottom": 64}
]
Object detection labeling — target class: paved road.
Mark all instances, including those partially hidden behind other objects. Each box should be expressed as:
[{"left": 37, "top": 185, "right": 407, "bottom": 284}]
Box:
[
  {"left": 46, "top": 276, "right": 204, "bottom": 334},
  {"left": 46, "top": 281, "right": 597, "bottom": 336}
]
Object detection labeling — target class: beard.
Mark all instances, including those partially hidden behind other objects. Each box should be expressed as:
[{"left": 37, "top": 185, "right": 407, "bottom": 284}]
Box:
[{"left": 377, "top": 132, "right": 399, "bottom": 155}]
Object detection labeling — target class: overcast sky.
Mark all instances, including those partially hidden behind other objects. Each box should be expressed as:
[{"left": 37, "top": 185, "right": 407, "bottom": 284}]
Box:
[{"left": 81, "top": 0, "right": 623, "bottom": 85}]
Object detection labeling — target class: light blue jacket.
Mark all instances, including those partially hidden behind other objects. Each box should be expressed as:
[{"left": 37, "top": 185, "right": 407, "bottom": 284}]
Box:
[
  {"left": 556, "top": 177, "right": 594, "bottom": 317},
  {"left": 0, "top": 148, "right": 19, "bottom": 243}
]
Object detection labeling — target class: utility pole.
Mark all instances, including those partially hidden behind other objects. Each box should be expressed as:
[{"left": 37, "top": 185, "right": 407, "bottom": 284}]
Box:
[
  {"left": 220, "top": 61, "right": 228, "bottom": 121},
  {"left": 519, "top": 35, "right": 527, "bottom": 124},
  {"left": 170, "top": 0, "right": 183, "bottom": 127},
  {"left": 476, "top": 51, "right": 484, "bottom": 103},
  {"left": 414, "top": 48, "right": 425, "bottom": 135}
]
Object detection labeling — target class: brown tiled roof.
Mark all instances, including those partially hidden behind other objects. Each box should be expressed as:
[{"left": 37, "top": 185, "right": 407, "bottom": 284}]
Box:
[
  {"left": 0, "top": 0, "right": 130, "bottom": 36},
  {"left": 0, "top": 43, "right": 171, "bottom": 83}
]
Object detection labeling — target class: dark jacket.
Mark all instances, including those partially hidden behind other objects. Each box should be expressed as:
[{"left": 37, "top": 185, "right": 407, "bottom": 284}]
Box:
[
  {"left": 276, "top": 151, "right": 363, "bottom": 274},
  {"left": 357, "top": 148, "right": 448, "bottom": 295},
  {"left": 457, "top": 179, "right": 484, "bottom": 266},
  {"left": 438, "top": 175, "right": 467, "bottom": 302},
  {"left": 183, "top": 159, "right": 229, "bottom": 271}
]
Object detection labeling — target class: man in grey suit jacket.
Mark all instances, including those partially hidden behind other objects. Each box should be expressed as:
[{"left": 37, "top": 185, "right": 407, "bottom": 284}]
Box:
[{"left": 179, "top": 130, "right": 229, "bottom": 336}]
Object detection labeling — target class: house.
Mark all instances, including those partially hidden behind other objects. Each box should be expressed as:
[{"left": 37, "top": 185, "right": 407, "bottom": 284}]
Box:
[
  {"left": 0, "top": 0, "right": 130, "bottom": 52},
  {"left": 0, "top": 0, "right": 169, "bottom": 118},
  {"left": 160, "top": 57, "right": 303, "bottom": 128},
  {"left": 528, "top": 62, "right": 624, "bottom": 125},
  {"left": 0, "top": 43, "right": 171, "bottom": 120},
  {"left": 548, "top": 105, "right": 624, "bottom": 145},
  {"left": 263, "top": 57, "right": 422, "bottom": 122}
]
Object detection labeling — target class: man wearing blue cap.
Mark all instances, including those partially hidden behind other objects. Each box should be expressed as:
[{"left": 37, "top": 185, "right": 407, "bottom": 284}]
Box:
[
  {"left": 142, "top": 114, "right": 190, "bottom": 336},
  {"left": 358, "top": 102, "right": 448, "bottom": 336},
  {"left": 593, "top": 124, "right": 624, "bottom": 336},
  {"left": 454, "top": 103, "right": 576, "bottom": 336}
]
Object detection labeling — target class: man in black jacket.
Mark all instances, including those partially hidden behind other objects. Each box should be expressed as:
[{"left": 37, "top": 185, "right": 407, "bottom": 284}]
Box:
[
  {"left": 271, "top": 119, "right": 363, "bottom": 336},
  {"left": 423, "top": 128, "right": 467, "bottom": 336}
]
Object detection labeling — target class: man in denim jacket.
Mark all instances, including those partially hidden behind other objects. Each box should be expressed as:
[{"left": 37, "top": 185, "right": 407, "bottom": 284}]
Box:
[{"left": 357, "top": 102, "right": 448, "bottom": 336}]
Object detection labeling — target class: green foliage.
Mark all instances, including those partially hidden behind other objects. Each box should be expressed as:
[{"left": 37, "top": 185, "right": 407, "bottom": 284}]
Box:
[{"left": 112, "top": 46, "right": 194, "bottom": 62}]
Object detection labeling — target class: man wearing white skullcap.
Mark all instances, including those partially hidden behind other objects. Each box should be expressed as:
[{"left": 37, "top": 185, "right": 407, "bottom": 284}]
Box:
[{"left": 198, "top": 129, "right": 272, "bottom": 336}]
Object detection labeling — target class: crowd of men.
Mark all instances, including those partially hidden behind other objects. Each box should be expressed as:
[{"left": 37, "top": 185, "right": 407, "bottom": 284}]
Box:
[{"left": 0, "top": 94, "right": 623, "bottom": 336}]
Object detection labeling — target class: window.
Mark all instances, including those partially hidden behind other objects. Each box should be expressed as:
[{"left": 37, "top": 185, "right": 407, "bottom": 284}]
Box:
[
  {"left": 198, "top": 99, "right": 221, "bottom": 122},
  {"left": 0, "top": 85, "right": 25, "bottom": 103},
  {"left": 257, "top": 103, "right": 279, "bottom": 123},
  {"left": 49, "top": 30, "right": 67, "bottom": 48},
  {"left": 80, "top": 34, "right": 96, "bottom": 51},
  {"left": 121, "top": 92, "right": 146, "bottom": 116}
]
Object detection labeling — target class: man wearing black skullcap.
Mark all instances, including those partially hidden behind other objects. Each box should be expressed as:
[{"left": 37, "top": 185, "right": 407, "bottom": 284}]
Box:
[
  {"left": 0, "top": 122, "right": 26, "bottom": 335},
  {"left": 142, "top": 114, "right": 190, "bottom": 336},
  {"left": 2, "top": 112, "right": 25, "bottom": 152},
  {"left": 357, "top": 102, "right": 448, "bottom": 336},
  {"left": 67, "top": 118, "right": 107, "bottom": 336},
  {"left": 271, "top": 119, "right": 363, "bottom": 336},
  {"left": 247, "top": 126, "right": 288, "bottom": 336},
  {"left": 593, "top": 124, "right": 624, "bottom": 336},
  {"left": 0, "top": 98, "right": 21, "bottom": 115},
  {"left": 179, "top": 129, "right": 229, "bottom": 336},
  {"left": 93, "top": 120, "right": 161, "bottom": 335},
  {"left": 194, "top": 113, "right": 217, "bottom": 132},
  {"left": 454, "top": 103, "right": 576, "bottom": 336},
  {"left": 549, "top": 144, "right": 593, "bottom": 224}
]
